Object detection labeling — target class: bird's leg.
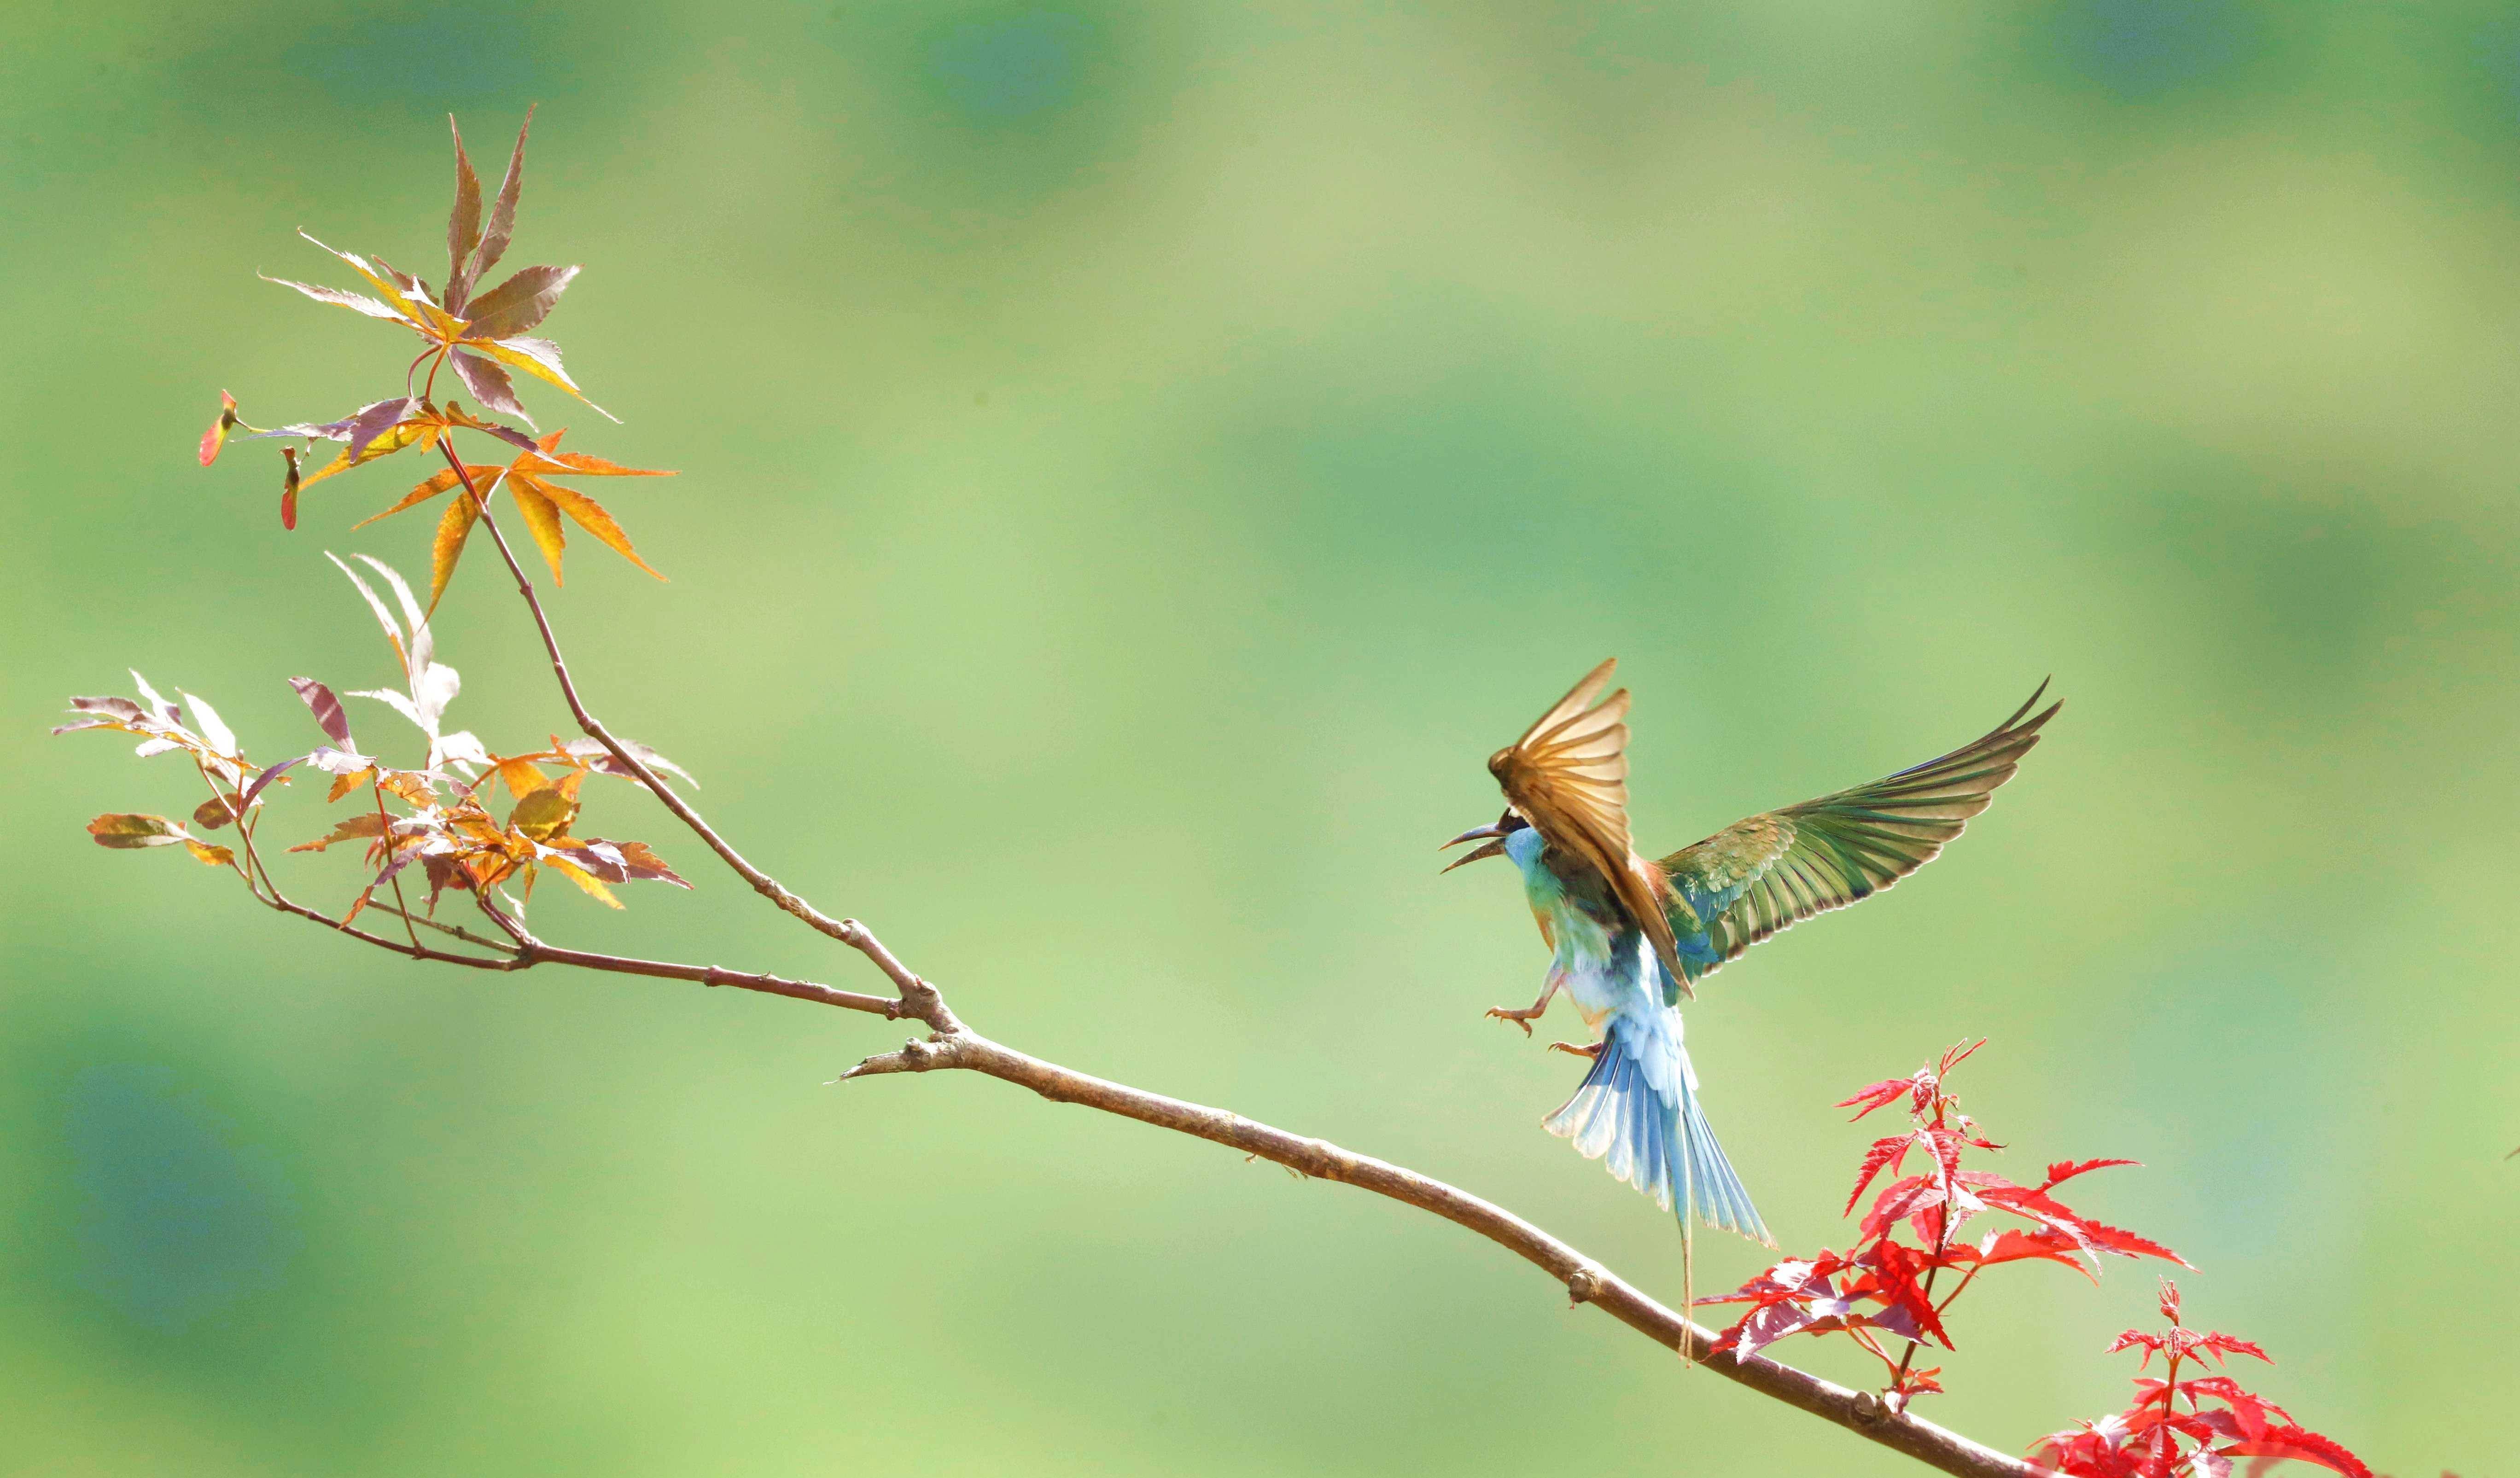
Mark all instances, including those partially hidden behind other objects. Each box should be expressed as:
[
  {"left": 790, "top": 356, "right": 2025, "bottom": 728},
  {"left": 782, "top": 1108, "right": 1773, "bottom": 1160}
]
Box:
[
  {"left": 1546, "top": 1041, "right": 1602, "bottom": 1060},
  {"left": 1485, "top": 975, "right": 1561, "bottom": 1036}
]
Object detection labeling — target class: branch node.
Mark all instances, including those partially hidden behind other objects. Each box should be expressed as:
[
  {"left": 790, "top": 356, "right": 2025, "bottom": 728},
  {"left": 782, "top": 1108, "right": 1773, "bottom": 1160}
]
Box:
[
  {"left": 1851, "top": 1390, "right": 1888, "bottom": 1426},
  {"left": 1566, "top": 1266, "right": 1603, "bottom": 1306}
]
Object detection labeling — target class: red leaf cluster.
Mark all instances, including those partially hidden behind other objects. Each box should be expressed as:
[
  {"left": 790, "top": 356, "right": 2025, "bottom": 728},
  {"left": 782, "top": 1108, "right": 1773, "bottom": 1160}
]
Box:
[
  {"left": 2032, "top": 1278, "right": 2372, "bottom": 1478},
  {"left": 1699, "top": 1041, "right": 2186, "bottom": 1408}
]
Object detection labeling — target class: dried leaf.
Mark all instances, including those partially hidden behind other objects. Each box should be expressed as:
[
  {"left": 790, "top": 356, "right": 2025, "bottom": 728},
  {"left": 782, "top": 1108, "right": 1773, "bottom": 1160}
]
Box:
[{"left": 88, "top": 813, "right": 187, "bottom": 849}]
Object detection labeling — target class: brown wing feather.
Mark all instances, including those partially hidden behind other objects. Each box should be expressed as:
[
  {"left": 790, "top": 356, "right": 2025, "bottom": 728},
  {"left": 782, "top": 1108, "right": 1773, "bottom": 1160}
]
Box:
[{"left": 1488, "top": 659, "right": 1684, "bottom": 981}]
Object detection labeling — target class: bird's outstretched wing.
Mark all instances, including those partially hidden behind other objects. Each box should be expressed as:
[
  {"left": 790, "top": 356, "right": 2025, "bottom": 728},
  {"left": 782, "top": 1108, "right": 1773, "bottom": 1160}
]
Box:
[
  {"left": 1489, "top": 658, "right": 1685, "bottom": 982},
  {"left": 1654, "top": 682, "right": 2060, "bottom": 1002}
]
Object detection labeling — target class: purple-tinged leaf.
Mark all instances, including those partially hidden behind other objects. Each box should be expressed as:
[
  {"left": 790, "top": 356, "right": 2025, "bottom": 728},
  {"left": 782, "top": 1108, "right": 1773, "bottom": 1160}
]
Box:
[
  {"left": 132, "top": 738, "right": 182, "bottom": 758},
  {"left": 193, "top": 794, "right": 244, "bottom": 831},
  {"left": 478, "top": 336, "right": 615, "bottom": 421},
  {"left": 68, "top": 696, "right": 145, "bottom": 721},
  {"left": 440, "top": 402, "right": 543, "bottom": 454},
  {"left": 260, "top": 274, "right": 406, "bottom": 322},
  {"left": 447, "top": 115, "right": 485, "bottom": 311},
  {"left": 242, "top": 756, "right": 304, "bottom": 808},
  {"left": 563, "top": 736, "right": 699, "bottom": 788},
  {"left": 296, "top": 233, "right": 427, "bottom": 325},
  {"left": 51, "top": 717, "right": 117, "bottom": 734},
  {"left": 88, "top": 813, "right": 187, "bottom": 849},
  {"left": 289, "top": 676, "right": 354, "bottom": 745},
  {"left": 450, "top": 349, "right": 533, "bottom": 426},
  {"left": 307, "top": 746, "right": 373, "bottom": 776},
  {"left": 368, "top": 255, "right": 436, "bottom": 308},
  {"left": 245, "top": 416, "right": 360, "bottom": 442},
  {"left": 460, "top": 263, "right": 577, "bottom": 338},
  {"left": 475, "top": 106, "right": 534, "bottom": 289},
  {"left": 344, "top": 397, "right": 416, "bottom": 461}
]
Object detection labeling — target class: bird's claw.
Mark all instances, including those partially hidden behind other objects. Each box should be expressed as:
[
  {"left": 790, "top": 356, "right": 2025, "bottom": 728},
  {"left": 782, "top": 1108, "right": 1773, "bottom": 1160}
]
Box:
[
  {"left": 1546, "top": 1040, "right": 1602, "bottom": 1060},
  {"left": 1485, "top": 1005, "right": 1540, "bottom": 1036}
]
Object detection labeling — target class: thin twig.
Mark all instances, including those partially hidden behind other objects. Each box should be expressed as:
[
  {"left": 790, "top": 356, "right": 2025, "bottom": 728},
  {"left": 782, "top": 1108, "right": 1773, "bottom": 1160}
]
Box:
[{"left": 433, "top": 435, "right": 954, "bottom": 1029}]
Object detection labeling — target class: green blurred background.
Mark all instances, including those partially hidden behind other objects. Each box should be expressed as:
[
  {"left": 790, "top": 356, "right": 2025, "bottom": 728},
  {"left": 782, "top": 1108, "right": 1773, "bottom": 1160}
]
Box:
[{"left": 6, "top": 2, "right": 2515, "bottom": 1472}]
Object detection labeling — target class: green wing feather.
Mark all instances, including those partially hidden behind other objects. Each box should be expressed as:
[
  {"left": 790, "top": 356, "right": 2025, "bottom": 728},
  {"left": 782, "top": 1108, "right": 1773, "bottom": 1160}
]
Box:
[{"left": 1655, "top": 683, "right": 2059, "bottom": 999}]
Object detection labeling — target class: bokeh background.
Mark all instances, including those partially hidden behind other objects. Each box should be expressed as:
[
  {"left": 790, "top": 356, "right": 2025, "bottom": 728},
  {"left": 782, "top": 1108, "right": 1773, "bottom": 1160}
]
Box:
[{"left": 5, "top": 2, "right": 2516, "bottom": 1473}]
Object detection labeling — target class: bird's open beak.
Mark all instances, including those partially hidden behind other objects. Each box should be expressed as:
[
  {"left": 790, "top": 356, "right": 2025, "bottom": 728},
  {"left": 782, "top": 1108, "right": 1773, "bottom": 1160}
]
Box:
[{"left": 1439, "top": 819, "right": 1511, "bottom": 873}]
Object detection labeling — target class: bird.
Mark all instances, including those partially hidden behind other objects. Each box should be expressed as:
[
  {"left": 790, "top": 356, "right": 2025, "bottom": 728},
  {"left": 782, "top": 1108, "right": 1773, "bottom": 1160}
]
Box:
[{"left": 1441, "top": 658, "right": 2058, "bottom": 1302}]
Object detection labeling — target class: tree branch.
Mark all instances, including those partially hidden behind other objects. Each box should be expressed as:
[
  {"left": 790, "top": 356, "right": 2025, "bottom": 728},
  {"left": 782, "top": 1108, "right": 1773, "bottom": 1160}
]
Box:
[
  {"left": 349, "top": 430, "right": 2057, "bottom": 1476},
  {"left": 841, "top": 1030, "right": 2049, "bottom": 1478}
]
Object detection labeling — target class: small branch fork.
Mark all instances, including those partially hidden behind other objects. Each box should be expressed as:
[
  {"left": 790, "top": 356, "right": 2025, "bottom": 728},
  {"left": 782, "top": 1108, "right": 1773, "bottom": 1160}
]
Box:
[{"left": 216, "top": 442, "right": 2050, "bottom": 1478}]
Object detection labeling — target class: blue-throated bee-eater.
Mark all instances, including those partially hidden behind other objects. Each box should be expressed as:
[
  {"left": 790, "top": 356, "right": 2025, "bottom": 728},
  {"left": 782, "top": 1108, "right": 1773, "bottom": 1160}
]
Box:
[{"left": 1442, "top": 660, "right": 2057, "bottom": 1276}]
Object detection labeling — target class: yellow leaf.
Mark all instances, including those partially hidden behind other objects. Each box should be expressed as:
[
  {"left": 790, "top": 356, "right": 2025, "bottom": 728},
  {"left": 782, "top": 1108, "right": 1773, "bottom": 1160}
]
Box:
[
  {"left": 326, "top": 766, "right": 376, "bottom": 802},
  {"left": 430, "top": 479, "right": 483, "bottom": 611},
  {"left": 471, "top": 336, "right": 616, "bottom": 421},
  {"left": 508, "top": 782, "right": 578, "bottom": 842},
  {"left": 494, "top": 756, "right": 547, "bottom": 800},
  {"left": 351, "top": 466, "right": 473, "bottom": 529},
  {"left": 509, "top": 478, "right": 568, "bottom": 583},
  {"left": 184, "top": 839, "right": 238, "bottom": 867},
  {"left": 519, "top": 473, "right": 663, "bottom": 580},
  {"left": 300, "top": 416, "right": 446, "bottom": 491},
  {"left": 542, "top": 854, "right": 622, "bottom": 908}
]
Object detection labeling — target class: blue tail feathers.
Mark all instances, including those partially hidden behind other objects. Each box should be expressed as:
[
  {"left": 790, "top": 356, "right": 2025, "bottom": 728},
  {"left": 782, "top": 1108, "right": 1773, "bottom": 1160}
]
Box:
[{"left": 1544, "top": 1024, "right": 1772, "bottom": 1247}]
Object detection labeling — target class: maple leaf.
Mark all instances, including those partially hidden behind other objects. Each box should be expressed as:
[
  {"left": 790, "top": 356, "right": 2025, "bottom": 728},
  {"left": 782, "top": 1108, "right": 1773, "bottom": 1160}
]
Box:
[
  {"left": 259, "top": 109, "right": 611, "bottom": 426},
  {"left": 357, "top": 429, "right": 671, "bottom": 602},
  {"left": 85, "top": 814, "right": 234, "bottom": 868}
]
